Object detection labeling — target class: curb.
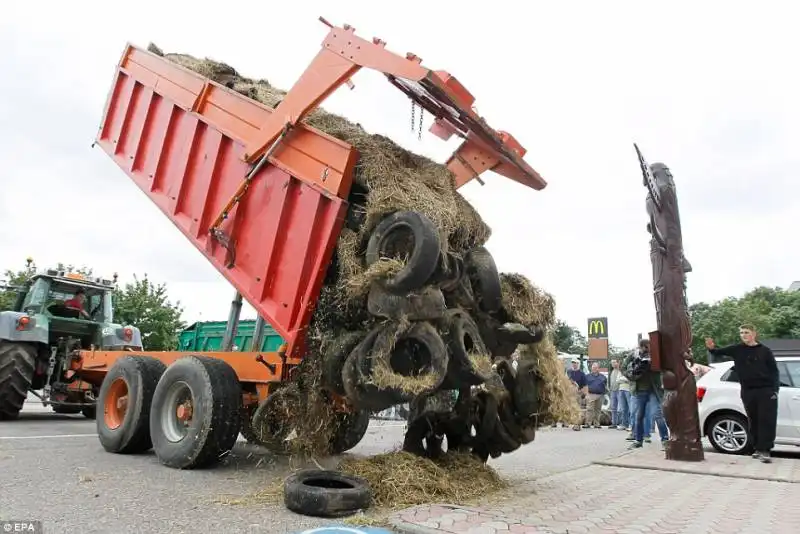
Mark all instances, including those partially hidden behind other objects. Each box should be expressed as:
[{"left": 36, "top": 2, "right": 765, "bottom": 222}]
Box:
[{"left": 592, "top": 459, "right": 799, "bottom": 484}]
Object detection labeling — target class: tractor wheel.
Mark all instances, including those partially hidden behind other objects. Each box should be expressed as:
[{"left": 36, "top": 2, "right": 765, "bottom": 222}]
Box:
[
  {"left": 149, "top": 356, "right": 242, "bottom": 469},
  {"left": 96, "top": 356, "right": 167, "bottom": 454},
  {"left": 0, "top": 341, "right": 37, "bottom": 421}
]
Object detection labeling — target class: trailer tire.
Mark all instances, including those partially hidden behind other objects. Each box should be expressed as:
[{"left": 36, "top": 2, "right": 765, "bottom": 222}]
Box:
[
  {"left": 365, "top": 210, "right": 440, "bottom": 294},
  {"left": 464, "top": 247, "right": 503, "bottom": 313},
  {"left": 322, "top": 331, "right": 365, "bottom": 396},
  {"left": 329, "top": 408, "right": 370, "bottom": 454},
  {"left": 284, "top": 469, "right": 372, "bottom": 518},
  {"left": 149, "top": 356, "right": 242, "bottom": 469},
  {"left": 96, "top": 356, "right": 166, "bottom": 454},
  {"left": 367, "top": 282, "right": 446, "bottom": 321}
]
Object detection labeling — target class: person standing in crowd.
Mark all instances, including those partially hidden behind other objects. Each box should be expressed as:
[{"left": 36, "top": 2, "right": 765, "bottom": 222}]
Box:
[
  {"left": 584, "top": 362, "right": 608, "bottom": 428},
  {"left": 625, "top": 339, "right": 669, "bottom": 449},
  {"left": 706, "top": 324, "right": 780, "bottom": 463},
  {"left": 567, "top": 358, "right": 587, "bottom": 431},
  {"left": 608, "top": 359, "right": 623, "bottom": 429}
]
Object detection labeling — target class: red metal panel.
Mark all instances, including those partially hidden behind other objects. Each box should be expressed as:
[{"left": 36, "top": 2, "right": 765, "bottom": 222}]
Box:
[{"left": 96, "top": 68, "right": 347, "bottom": 358}]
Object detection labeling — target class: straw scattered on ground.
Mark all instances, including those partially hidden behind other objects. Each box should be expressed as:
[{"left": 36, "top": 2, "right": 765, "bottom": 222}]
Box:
[
  {"left": 338, "top": 450, "right": 508, "bottom": 509},
  {"left": 213, "top": 450, "right": 508, "bottom": 511}
]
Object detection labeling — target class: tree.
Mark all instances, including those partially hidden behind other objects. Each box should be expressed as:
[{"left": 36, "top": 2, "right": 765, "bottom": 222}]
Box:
[
  {"left": 689, "top": 286, "right": 800, "bottom": 363},
  {"left": 0, "top": 258, "right": 37, "bottom": 311},
  {"left": 113, "top": 274, "right": 186, "bottom": 351},
  {"left": 552, "top": 319, "right": 588, "bottom": 354}
]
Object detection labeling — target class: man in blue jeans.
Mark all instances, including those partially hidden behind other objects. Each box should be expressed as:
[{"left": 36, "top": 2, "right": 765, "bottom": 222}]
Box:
[{"left": 627, "top": 339, "right": 669, "bottom": 449}]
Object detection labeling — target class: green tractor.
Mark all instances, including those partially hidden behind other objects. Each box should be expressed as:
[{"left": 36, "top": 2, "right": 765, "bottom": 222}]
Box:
[{"left": 0, "top": 265, "right": 143, "bottom": 420}]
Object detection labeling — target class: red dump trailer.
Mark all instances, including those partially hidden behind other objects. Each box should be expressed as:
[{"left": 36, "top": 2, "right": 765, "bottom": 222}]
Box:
[{"left": 78, "top": 16, "right": 546, "bottom": 469}]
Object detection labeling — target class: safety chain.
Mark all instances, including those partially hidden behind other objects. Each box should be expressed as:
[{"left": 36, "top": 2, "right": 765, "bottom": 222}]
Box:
[{"left": 410, "top": 101, "right": 424, "bottom": 140}]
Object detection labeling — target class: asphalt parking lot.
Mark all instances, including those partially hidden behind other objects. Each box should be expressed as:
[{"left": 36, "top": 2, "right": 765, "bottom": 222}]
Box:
[{"left": 2, "top": 397, "right": 635, "bottom": 534}]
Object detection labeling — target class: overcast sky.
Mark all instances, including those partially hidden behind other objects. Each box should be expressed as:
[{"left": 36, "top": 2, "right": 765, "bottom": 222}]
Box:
[{"left": 1, "top": 1, "right": 797, "bottom": 348}]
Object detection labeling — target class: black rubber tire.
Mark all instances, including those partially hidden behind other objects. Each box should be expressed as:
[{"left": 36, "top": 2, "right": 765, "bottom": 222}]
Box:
[
  {"left": 329, "top": 408, "right": 370, "bottom": 454},
  {"left": 251, "top": 386, "right": 299, "bottom": 454},
  {"left": 96, "top": 356, "right": 167, "bottom": 454},
  {"left": 149, "top": 356, "right": 242, "bottom": 469},
  {"left": 706, "top": 412, "right": 754, "bottom": 456},
  {"left": 464, "top": 247, "right": 503, "bottom": 313},
  {"left": 0, "top": 341, "right": 36, "bottom": 420},
  {"left": 322, "top": 331, "right": 365, "bottom": 396},
  {"left": 341, "top": 327, "right": 384, "bottom": 409},
  {"left": 284, "top": 469, "right": 372, "bottom": 518},
  {"left": 513, "top": 360, "right": 541, "bottom": 420},
  {"left": 439, "top": 309, "right": 492, "bottom": 389},
  {"left": 367, "top": 282, "right": 447, "bottom": 321},
  {"left": 365, "top": 210, "right": 441, "bottom": 294},
  {"left": 82, "top": 405, "right": 97, "bottom": 419},
  {"left": 52, "top": 404, "right": 82, "bottom": 414},
  {"left": 364, "top": 321, "right": 449, "bottom": 404},
  {"left": 474, "top": 312, "right": 518, "bottom": 358},
  {"left": 239, "top": 403, "right": 260, "bottom": 443},
  {"left": 429, "top": 251, "right": 464, "bottom": 292}
]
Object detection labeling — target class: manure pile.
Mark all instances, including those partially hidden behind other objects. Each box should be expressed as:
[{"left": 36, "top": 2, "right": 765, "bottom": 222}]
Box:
[{"left": 149, "top": 44, "right": 579, "bottom": 463}]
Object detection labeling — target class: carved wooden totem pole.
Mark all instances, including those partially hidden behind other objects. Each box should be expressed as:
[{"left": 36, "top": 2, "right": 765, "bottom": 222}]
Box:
[{"left": 635, "top": 144, "right": 704, "bottom": 462}]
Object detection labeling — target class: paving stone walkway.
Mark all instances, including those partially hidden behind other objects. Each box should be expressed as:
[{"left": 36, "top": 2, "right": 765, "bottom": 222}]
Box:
[{"left": 388, "top": 451, "right": 800, "bottom": 533}]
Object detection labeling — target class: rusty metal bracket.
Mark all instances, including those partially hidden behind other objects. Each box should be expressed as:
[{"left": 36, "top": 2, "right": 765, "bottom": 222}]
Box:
[{"left": 255, "top": 354, "right": 277, "bottom": 374}]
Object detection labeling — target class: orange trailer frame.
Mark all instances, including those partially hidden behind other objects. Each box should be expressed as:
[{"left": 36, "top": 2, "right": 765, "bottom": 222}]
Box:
[{"left": 82, "top": 17, "right": 546, "bottom": 405}]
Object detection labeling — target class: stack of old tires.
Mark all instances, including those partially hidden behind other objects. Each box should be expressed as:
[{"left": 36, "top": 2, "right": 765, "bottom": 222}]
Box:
[{"left": 323, "top": 210, "right": 546, "bottom": 462}]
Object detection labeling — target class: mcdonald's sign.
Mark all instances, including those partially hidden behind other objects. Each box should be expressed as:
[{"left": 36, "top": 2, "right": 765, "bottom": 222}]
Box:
[{"left": 587, "top": 317, "right": 609, "bottom": 339}]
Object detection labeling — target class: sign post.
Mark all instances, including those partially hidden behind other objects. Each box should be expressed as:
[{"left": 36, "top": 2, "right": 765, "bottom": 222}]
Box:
[
  {"left": 635, "top": 143, "right": 704, "bottom": 462},
  {"left": 587, "top": 317, "right": 609, "bottom": 361}
]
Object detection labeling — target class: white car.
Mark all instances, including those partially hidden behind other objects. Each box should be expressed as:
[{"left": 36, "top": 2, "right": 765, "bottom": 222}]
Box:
[{"left": 696, "top": 356, "right": 800, "bottom": 454}]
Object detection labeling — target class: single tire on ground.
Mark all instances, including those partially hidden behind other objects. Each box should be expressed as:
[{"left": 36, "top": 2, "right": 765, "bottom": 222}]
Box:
[
  {"left": 96, "top": 355, "right": 167, "bottom": 454},
  {"left": 329, "top": 408, "right": 370, "bottom": 454},
  {"left": 149, "top": 356, "right": 242, "bottom": 469},
  {"left": 365, "top": 210, "right": 441, "bottom": 294},
  {"left": 0, "top": 341, "right": 36, "bottom": 420},
  {"left": 464, "top": 247, "right": 503, "bottom": 313},
  {"left": 322, "top": 331, "right": 365, "bottom": 396},
  {"left": 366, "top": 282, "right": 447, "bottom": 321},
  {"left": 284, "top": 469, "right": 372, "bottom": 518}
]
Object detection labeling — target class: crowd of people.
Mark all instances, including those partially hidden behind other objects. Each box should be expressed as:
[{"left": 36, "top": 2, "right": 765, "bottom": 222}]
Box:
[{"left": 552, "top": 324, "right": 781, "bottom": 462}]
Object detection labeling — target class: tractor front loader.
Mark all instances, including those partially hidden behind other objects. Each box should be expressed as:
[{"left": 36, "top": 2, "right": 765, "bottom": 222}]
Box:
[{"left": 0, "top": 265, "right": 143, "bottom": 420}]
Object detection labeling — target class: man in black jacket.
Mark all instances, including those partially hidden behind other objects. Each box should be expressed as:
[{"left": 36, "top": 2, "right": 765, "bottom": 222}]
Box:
[{"left": 705, "top": 324, "right": 780, "bottom": 463}]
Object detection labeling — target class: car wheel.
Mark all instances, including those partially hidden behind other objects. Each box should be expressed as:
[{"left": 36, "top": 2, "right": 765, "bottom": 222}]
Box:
[{"left": 707, "top": 413, "right": 753, "bottom": 455}]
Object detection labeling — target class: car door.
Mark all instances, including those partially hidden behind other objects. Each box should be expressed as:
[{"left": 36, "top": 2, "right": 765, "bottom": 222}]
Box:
[{"left": 781, "top": 360, "right": 800, "bottom": 439}]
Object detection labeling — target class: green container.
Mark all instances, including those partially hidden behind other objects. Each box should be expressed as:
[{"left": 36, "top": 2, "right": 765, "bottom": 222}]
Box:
[{"left": 177, "top": 320, "right": 284, "bottom": 352}]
